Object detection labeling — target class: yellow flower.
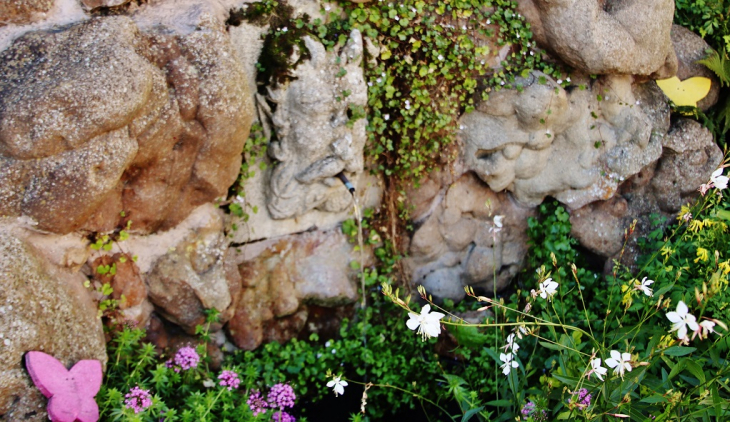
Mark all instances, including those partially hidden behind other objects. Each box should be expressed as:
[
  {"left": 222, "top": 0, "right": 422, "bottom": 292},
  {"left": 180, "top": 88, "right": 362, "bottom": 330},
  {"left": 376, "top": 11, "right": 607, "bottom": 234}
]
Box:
[
  {"left": 688, "top": 219, "right": 704, "bottom": 233},
  {"left": 719, "top": 260, "right": 730, "bottom": 275},
  {"left": 695, "top": 247, "right": 709, "bottom": 263},
  {"left": 677, "top": 204, "right": 692, "bottom": 222},
  {"left": 660, "top": 245, "right": 675, "bottom": 258},
  {"left": 621, "top": 288, "right": 634, "bottom": 308}
]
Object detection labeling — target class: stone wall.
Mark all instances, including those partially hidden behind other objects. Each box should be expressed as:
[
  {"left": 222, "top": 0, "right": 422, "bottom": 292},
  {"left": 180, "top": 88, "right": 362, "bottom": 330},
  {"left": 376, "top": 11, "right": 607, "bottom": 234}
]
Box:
[{"left": 0, "top": 0, "right": 724, "bottom": 419}]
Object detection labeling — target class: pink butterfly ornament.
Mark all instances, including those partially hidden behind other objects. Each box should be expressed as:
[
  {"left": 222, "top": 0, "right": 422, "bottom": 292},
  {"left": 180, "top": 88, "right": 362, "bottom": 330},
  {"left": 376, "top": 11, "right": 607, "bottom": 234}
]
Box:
[{"left": 25, "top": 351, "right": 102, "bottom": 422}]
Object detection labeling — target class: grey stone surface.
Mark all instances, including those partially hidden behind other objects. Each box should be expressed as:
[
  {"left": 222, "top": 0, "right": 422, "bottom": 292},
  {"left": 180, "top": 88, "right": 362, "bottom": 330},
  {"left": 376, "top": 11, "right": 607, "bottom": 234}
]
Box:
[
  {"left": 520, "top": 0, "right": 677, "bottom": 77},
  {"left": 262, "top": 30, "right": 368, "bottom": 220},
  {"left": 571, "top": 118, "right": 722, "bottom": 265},
  {"left": 146, "top": 206, "right": 240, "bottom": 333},
  {"left": 230, "top": 21, "right": 268, "bottom": 104},
  {"left": 670, "top": 24, "right": 721, "bottom": 111},
  {"left": 0, "top": 225, "right": 106, "bottom": 422},
  {"left": 651, "top": 118, "right": 723, "bottom": 212},
  {"left": 462, "top": 72, "right": 665, "bottom": 209},
  {"left": 229, "top": 28, "right": 380, "bottom": 243},
  {"left": 228, "top": 228, "right": 364, "bottom": 350},
  {"left": 403, "top": 172, "right": 535, "bottom": 302},
  {"left": 80, "top": 0, "right": 131, "bottom": 10}
]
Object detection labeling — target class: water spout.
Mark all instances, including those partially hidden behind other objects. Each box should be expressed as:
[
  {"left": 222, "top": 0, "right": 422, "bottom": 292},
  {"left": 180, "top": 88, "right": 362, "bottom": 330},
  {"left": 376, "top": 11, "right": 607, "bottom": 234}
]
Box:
[
  {"left": 336, "top": 172, "right": 356, "bottom": 195},
  {"left": 336, "top": 172, "right": 366, "bottom": 306}
]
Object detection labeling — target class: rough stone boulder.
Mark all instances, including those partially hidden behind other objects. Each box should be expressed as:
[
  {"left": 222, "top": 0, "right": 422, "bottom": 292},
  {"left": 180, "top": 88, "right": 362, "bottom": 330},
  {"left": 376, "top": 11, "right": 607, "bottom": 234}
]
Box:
[
  {"left": 570, "top": 118, "right": 722, "bottom": 267},
  {"left": 80, "top": 0, "right": 131, "bottom": 10},
  {"left": 0, "top": 0, "right": 53, "bottom": 25},
  {"left": 0, "top": 224, "right": 106, "bottom": 422},
  {"left": 145, "top": 205, "right": 241, "bottom": 334},
  {"left": 0, "top": 13, "right": 253, "bottom": 234},
  {"left": 671, "top": 24, "right": 721, "bottom": 111},
  {"left": 461, "top": 71, "right": 668, "bottom": 209},
  {"left": 403, "top": 171, "right": 535, "bottom": 302},
  {"left": 227, "top": 228, "right": 364, "bottom": 350},
  {"left": 91, "top": 253, "right": 154, "bottom": 328},
  {"left": 518, "top": 0, "right": 677, "bottom": 77}
]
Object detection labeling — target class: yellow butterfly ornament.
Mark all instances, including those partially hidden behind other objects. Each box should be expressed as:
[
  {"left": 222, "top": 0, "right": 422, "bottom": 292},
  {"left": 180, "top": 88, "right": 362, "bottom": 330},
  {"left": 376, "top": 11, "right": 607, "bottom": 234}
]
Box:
[{"left": 656, "top": 76, "right": 712, "bottom": 107}]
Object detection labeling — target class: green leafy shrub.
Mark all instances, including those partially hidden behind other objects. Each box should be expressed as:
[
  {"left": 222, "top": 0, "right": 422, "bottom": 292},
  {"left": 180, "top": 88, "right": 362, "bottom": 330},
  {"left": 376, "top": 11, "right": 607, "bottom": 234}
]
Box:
[{"left": 377, "top": 162, "right": 730, "bottom": 422}]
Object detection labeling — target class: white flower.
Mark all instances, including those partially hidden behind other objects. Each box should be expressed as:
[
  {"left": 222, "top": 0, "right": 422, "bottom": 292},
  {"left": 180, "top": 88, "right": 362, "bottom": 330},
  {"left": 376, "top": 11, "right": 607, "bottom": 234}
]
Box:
[
  {"left": 384, "top": 114, "right": 390, "bottom": 121},
  {"left": 493, "top": 215, "right": 504, "bottom": 228},
  {"left": 566, "top": 77, "right": 571, "bottom": 83},
  {"left": 694, "top": 320, "right": 717, "bottom": 340},
  {"left": 486, "top": 19, "right": 491, "bottom": 24},
  {"left": 327, "top": 376, "right": 348, "bottom": 397},
  {"left": 202, "top": 379, "right": 216, "bottom": 388},
  {"left": 666, "top": 301, "right": 699, "bottom": 340},
  {"left": 506, "top": 333, "right": 515, "bottom": 345},
  {"left": 502, "top": 333, "right": 519, "bottom": 354},
  {"left": 538, "top": 278, "right": 559, "bottom": 300},
  {"left": 710, "top": 168, "right": 729, "bottom": 190},
  {"left": 406, "top": 304, "right": 445, "bottom": 341},
  {"left": 557, "top": 79, "right": 563, "bottom": 84},
  {"left": 394, "top": 15, "right": 399, "bottom": 21},
  {"left": 324, "top": 5, "right": 331, "bottom": 11},
  {"left": 605, "top": 350, "right": 632, "bottom": 378},
  {"left": 499, "top": 353, "right": 519, "bottom": 375},
  {"left": 589, "top": 358, "right": 608, "bottom": 381},
  {"left": 635, "top": 277, "right": 654, "bottom": 297},
  {"left": 438, "top": 54, "right": 444, "bottom": 61},
  {"left": 281, "top": 27, "right": 288, "bottom": 33}
]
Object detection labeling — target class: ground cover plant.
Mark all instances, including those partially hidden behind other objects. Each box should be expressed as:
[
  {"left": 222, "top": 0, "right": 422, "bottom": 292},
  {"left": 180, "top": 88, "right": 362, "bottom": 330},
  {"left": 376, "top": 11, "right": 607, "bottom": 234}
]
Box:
[{"left": 98, "top": 163, "right": 730, "bottom": 421}]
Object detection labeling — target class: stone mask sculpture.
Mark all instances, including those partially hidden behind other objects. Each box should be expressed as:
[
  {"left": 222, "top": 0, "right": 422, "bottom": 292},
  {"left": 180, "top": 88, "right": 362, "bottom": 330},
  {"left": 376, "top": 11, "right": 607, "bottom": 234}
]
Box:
[
  {"left": 461, "top": 71, "right": 663, "bottom": 209},
  {"left": 258, "top": 29, "right": 368, "bottom": 220}
]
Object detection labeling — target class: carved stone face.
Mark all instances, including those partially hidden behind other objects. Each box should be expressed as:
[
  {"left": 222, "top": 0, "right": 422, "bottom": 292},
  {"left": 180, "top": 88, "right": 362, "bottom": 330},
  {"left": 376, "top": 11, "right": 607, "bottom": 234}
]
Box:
[
  {"left": 263, "top": 30, "right": 367, "bottom": 220},
  {"left": 461, "top": 72, "right": 664, "bottom": 209}
]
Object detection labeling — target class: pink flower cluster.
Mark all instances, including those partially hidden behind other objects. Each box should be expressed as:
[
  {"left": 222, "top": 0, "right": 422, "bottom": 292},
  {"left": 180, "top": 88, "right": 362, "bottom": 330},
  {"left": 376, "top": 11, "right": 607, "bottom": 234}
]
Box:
[
  {"left": 247, "top": 383, "right": 297, "bottom": 421},
  {"left": 124, "top": 386, "right": 152, "bottom": 414},
  {"left": 272, "top": 410, "right": 296, "bottom": 422},
  {"left": 570, "top": 388, "right": 592, "bottom": 409},
  {"left": 247, "top": 390, "right": 269, "bottom": 416},
  {"left": 218, "top": 370, "right": 240, "bottom": 391},
  {"left": 268, "top": 383, "right": 296, "bottom": 409},
  {"left": 166, "top": 346, "right": 200, "bottom": 372}
]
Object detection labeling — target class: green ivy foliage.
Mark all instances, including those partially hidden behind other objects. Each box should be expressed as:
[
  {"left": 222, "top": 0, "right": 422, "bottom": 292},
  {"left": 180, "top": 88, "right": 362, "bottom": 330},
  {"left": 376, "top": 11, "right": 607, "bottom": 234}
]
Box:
[{"left": 674, "top": 0, "right": 729, "bottom": 52}]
